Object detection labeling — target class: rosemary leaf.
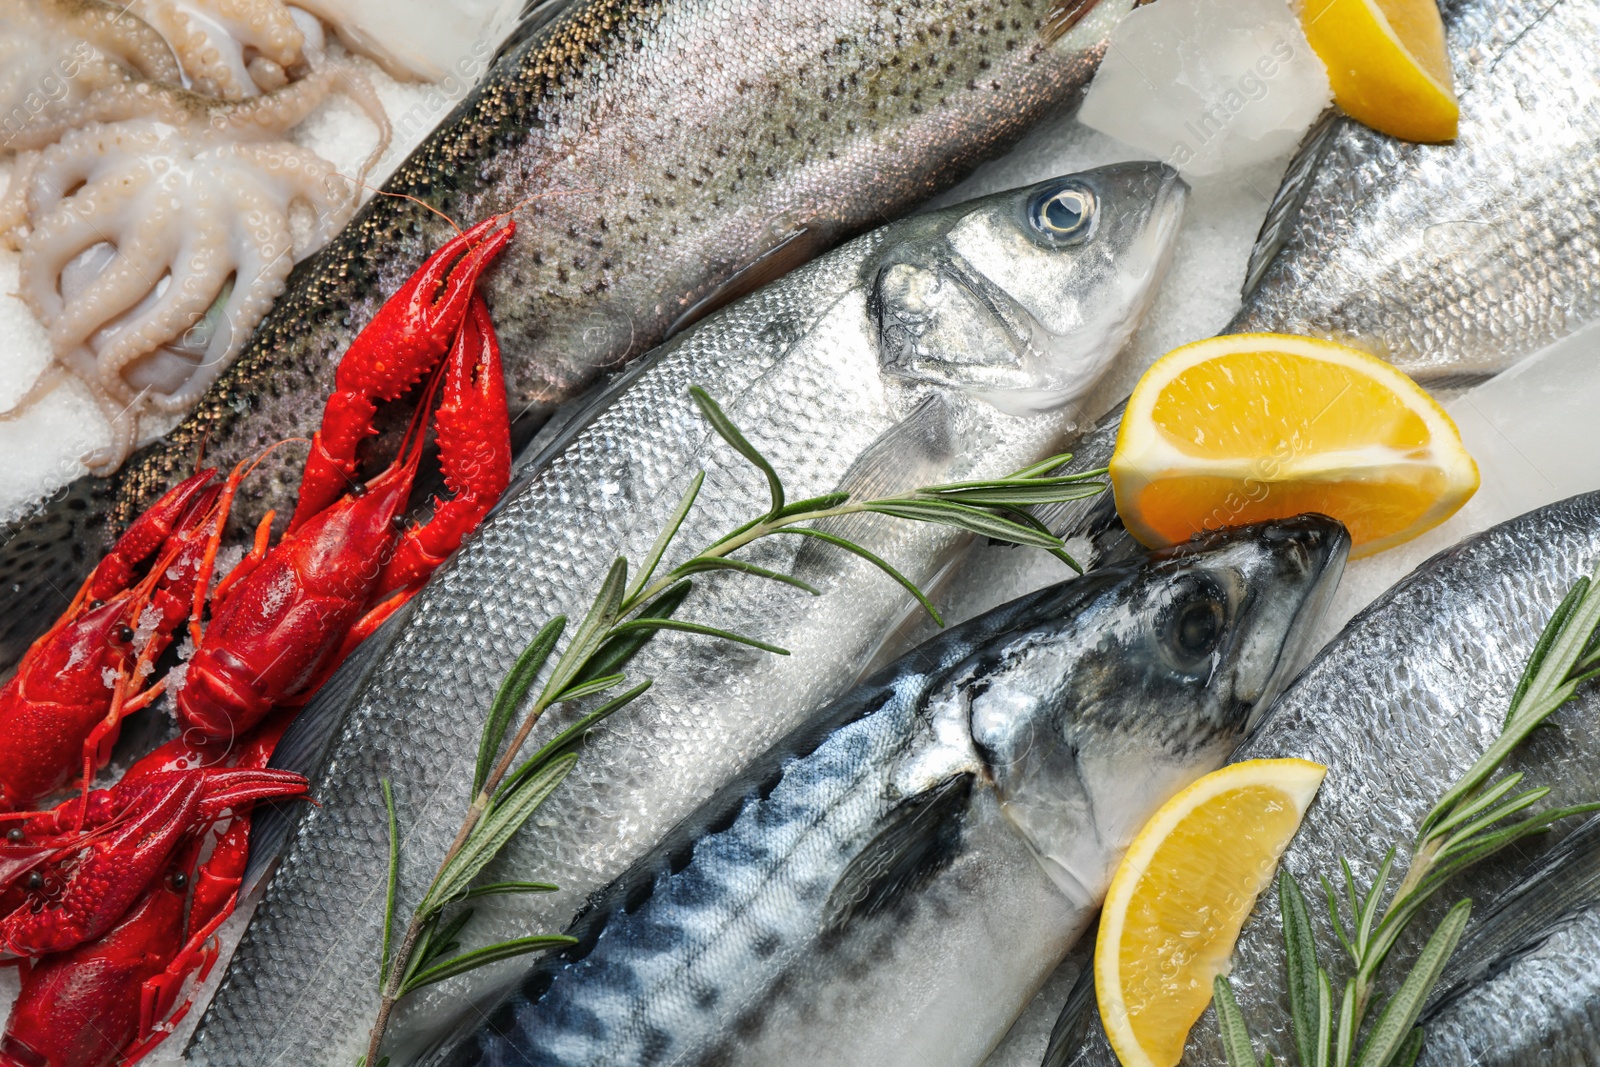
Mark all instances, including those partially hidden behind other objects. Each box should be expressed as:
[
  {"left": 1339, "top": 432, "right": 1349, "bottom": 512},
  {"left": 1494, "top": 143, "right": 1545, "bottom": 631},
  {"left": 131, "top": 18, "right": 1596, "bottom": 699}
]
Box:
[
  {"left": 1418, "top": 773, "right": 1525, "bottom": 844},
  {"left": 576, "top": 583, "right": 692, "bottom": 686},
  {"left": 461, "top": 881, "right": 560, "bottom": 900},
  {"left": 1506, "top": 577, "right": 1586, "bottom": 724},
  {"left": 770, "top": 491, "right": 853, "bottom": 519},
  {"left": 426, "top": 754, "right": 578, "bottom": 913},
  {"left": 1353, "top": 901, "right": 1469, "bottom": 1067},
  {"left": 474, "top": 616, "right": 566, "bottom": 794},
  {"left": 689, "top": 386, "right": 784, "bottom": 518},
  {"left": 1435, "top": 787, "right": 1549, "bottom": 854},
  {"left": 542, "top": 559, "right": 629, "bottom": 702},
  {"left": 671, "top": 556, "right": 822, "bottom": 595},
  {"left": 379, "top": 779, "right": 399, "bottom": 987},
  {"left": 1321, "top": 873, "right": 1357, "bottom": 962},
  {"left": 918, "top": 481, "right": 1105, "bottom": 507},
  {"left": 400, "top": 935, "right": 577, "bottom": 997},
  {"left": 1278, "top": 871, "right": 1321, "bottom": 1067},
  {"left": 770, "top": 527, "right": 943, "bottom": 626},
  {"left": 628, "top": 473, "right": 704, "bottom": 602},
  {"left": 495, "top": 683, "right": 651, "bottom": 804},
  {"left": 554, "top": 673, "right": 626, "bottom": 705},
  {"left": 1315, "top": 969, "right": 1332, "bottom": 1067},
  {"left": 1213, "top": 975, "right": 1260, "bottom": 1067},
  {"left": 417, "top": 908, "right": 475, "bottom": 971},
  {"left": 1356, "top": 849, "right": 1396, "bottom": 954},
  {"left": 1390, "top": 1029, "right": 1425, "bottom": 1067},
  {"left": 607, "top": 617, "right": 789, "bottom": 655},
  {"left": 863, "top": 499, "right": 1066, "bottom": 549},
  {"left": 1335, "top": 978, "right": 1357, "bottom": 1067}
]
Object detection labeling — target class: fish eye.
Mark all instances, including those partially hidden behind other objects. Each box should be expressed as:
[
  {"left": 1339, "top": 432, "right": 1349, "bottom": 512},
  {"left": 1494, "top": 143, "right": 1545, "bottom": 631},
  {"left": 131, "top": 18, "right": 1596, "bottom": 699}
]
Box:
[
  {"left": 1029, "top": 184, "right": 1097, "bottom": 242},
  {"left": 1172, "top": 599, "right": 1224, "bottom": 658}
]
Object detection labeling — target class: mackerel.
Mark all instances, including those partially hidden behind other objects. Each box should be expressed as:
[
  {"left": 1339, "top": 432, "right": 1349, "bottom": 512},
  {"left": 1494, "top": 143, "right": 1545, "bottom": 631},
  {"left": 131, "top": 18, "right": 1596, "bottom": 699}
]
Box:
[
  {"left": 185, "top": 165, "right": 1187, "bottom": 1064},
  {"left": 423, "top": 516, "right": 1347, "bottom": 1067}
]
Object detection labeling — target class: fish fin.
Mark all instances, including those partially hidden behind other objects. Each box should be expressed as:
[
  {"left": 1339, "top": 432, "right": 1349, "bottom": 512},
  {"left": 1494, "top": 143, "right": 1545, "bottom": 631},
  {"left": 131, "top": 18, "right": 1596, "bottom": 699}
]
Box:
[
  {"left": 1041, "top": 957, "right": 1099, "bottom": 1067},
  {"left": 820, "top": 772, "right": 973, "bottom": 935},
  {"left": 1424, "top": 812, "right": 1600, "bottom": 1020},
  {"left": 1237, "top": 108, "right": 1343, "bottom": 304},
  {"left": 663, "top": 226, "right": 831, "bottom": 340},
  {"left": 1043, "top": 0, "right": 1105, "bottom": 45},
  {"left": 241, "top": 599, "right": 418, "bottom": 893},
  {"left": 791, "top": 394, "right": 958, "bottom": 578},
  {"left": 0, "top": 474, "right": 113, "bottom": 669},
  {"left": 492, "top": 0, "right": 579, "bottom": 64}
]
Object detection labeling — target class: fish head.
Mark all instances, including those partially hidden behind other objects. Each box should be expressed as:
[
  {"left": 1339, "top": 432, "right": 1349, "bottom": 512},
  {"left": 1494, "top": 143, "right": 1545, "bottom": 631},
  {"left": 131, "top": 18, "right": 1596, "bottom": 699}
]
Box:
[
  {"left": 961, "top": 514, "right": 1348, "bottom": 904},
  {"left": 873, "top": 162, "right": 1188, "bottom": 416}
]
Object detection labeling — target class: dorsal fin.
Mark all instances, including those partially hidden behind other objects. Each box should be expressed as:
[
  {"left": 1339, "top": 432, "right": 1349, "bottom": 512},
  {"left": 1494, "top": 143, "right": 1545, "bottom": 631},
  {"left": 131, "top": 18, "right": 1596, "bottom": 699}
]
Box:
[
  {"left": 1238, "top": 108, "right": 1343, "bottom": 303},
  {"left": 1043, "top": 0, "right": 1105, "bottom": 45},
  {"left": 819, "top": 772, "right": 974, "bottom": 935},
  {"left": 492, "top": 0, "right": 580, "bottom": 64}
]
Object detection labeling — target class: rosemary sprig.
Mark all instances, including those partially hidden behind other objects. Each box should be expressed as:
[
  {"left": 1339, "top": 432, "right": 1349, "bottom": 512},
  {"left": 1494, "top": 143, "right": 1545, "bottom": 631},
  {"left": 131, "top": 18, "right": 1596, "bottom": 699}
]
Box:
[
  {"left": 1215, "top": 556, "right": 1600, "bottom": 1067},
  {"left": 362, "top": 386, "right": 1106, "bottom": 1061}
]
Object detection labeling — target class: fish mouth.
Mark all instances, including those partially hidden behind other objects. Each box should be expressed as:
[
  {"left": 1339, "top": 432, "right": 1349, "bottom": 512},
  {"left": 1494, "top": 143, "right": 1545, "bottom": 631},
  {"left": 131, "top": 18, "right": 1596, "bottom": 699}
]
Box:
[{"left": 1242, "top": 513, "right": 1351, "bottom": 734}]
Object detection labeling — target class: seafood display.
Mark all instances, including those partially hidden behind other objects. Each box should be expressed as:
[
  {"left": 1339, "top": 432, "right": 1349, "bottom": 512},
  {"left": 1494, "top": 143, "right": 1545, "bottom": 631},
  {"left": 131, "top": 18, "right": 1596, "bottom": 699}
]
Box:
[
  {"left": 423, "top": 517, "right": 1347, "bottom": 1067},
  {"left": 0, "top": 0, "right": 1131, "bottom": 669},
  {"left": 186, "top": 163, "right": 1186, "bottom": 1064},
  {"left": 0, "top": 0, "right": 1598, "bottom": 1063},
  {"left": 0, "top": 0, "right": 396, "bottom": 468}
]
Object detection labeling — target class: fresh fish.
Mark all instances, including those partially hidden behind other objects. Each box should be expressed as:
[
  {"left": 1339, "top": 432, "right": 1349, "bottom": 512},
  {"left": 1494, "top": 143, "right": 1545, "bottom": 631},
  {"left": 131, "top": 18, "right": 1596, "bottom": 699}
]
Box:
[
  {"left": 1231, "top": 0, "right": 1600, "bottom": 384},
  {"left": 185, "top": 164, "right": 1188, "bottom": 1065},
  {"left": 420, "top": 516, "right": 1348, "bottom": 1067},
  {"left": 945, "top": 0, "right": 1600, "bottom": 607},
  {"left": 1416, "top": 813, "right": 1600, "bottom": 1065},
  {"left": 0, "top": 0, "right": 1130, "bottom": 667},
  {"left": 1062, "top": 492, "right": 1600, "bottom": 1065}
]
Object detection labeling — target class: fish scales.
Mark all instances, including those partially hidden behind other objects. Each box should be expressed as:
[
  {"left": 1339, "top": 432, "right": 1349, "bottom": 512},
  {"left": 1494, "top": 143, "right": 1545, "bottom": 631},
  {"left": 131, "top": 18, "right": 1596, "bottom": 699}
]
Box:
[
  {"left": 0, "top": 0, "right": 1126, "bottom": 666},
  {"left": 1064, "top": 493, "right": 1600, "bottom": 1065},
  {"left": 186, "top": 169, "right": 1186, "bottom": 1064},
  {"left": 1230, "top": 0, "right": 1600, "bottom": 382},
  {"left": 421, "top": 516, "right": 1346, "bottom": 1067}
]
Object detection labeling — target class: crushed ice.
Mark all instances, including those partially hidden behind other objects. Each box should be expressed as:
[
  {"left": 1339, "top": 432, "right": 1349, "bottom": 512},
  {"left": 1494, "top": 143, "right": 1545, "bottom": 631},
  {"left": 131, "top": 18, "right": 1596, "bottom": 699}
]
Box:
[{"left": 1078, "top": 0, "right": 1331, "bottom": 180}]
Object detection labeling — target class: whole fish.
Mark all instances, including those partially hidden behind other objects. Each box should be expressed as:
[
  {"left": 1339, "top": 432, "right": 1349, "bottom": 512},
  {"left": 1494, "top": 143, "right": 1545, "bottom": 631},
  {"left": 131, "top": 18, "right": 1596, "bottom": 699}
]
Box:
[
  {"left": 1415, "top": 813, "right": 1600, "bottom": 1065},
  {"left": 0, "top": 0, "right": 1130, "bottom": 668},
  {"left": 421, "top": 515, "right": 1348, "bottom": 1067},
  {"left": 185, "top": 164, "right": 1188, "bottom": 1065},
  {"left": 1062, "top": 492, "right": 1600, "bottom": 1065},
  {"left": 1230, "top": 0, "right": 1600, "bottom": 384}
]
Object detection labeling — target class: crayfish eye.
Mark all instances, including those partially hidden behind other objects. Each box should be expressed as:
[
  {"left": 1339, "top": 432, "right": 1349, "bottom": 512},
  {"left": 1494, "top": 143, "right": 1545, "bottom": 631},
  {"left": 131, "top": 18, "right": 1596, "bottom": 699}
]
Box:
[
  {"left": 24, "top": 872, "right": 42, "bottom": 892},
  {"left": 170, "top": 872, "right": 189, "bottom": 890},
  {"left": 349, "top": 483, "right": 369, "bottom": 499},
  {"left": 116, "top": 625, "right": 135, "bottom": 643},
  {"left": 391, "top": 514, "right": 409, "bottom": 533},
  {"left": 5, "top": 829, "right": 23, "bottom": 844}
]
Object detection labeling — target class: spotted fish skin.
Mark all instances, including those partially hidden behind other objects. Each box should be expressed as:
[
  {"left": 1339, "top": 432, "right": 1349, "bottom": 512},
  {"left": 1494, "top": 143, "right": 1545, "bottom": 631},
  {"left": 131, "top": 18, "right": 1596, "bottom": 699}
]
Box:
[
  {"left": 424, "top": 517, "right": 1347, "bottom": 1067},
  {"left": 0, "top": 0, "right": 1129, "bottom": 667}
]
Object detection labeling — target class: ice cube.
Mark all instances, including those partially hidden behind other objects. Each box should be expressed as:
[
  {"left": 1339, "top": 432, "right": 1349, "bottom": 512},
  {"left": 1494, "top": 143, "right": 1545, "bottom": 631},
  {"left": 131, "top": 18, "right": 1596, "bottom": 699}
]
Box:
[{"left": 1077, "top": 0, "right": 1331, "bottom": 180}]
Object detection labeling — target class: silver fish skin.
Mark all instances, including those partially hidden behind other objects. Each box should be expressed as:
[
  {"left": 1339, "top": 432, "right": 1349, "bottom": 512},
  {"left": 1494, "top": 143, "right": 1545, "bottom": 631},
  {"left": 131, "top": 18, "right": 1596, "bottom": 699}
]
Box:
[
  {"left": 186, "top": 164, "right": 1188, "bottom": 1066},
  {"left": 421, "top": 516, "right": 1348, "bottom": 1067},
  {"left": 1415, "top": 813, "right": 1600, "bottom": 1065},
  {"left": 0, "top": 0, "right": 1130, "bottom": 669},
  {"left": 1063, "top": 492, "right": 1600, "bottom": 1066},
  {"left": 1229, "top": 0, "right": 1600, "bottom": 383}
]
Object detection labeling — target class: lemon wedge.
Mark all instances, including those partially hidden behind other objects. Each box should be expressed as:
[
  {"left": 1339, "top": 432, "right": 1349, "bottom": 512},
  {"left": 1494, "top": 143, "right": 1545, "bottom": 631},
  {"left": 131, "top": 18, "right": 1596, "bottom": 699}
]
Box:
[
  {"left": 1299, "top": 0, "right": 1458, "bottom": 142},
  {"left": 1110, "top": 333, "right": 1478, "bottom": 559},
  {"left": 1096, "top": 758, "right": 1328, "bottom": 1067}
]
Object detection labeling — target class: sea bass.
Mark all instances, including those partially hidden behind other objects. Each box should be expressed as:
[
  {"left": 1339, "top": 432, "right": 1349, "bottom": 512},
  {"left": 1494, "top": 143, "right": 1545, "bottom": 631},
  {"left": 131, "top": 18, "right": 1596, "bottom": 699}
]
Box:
[
  {"left": 1230, "top": 0, "right": 1600, "bottom": 383},
  {"left": 185, "top": 165, "right": 1188, "bottom": 1065},
  {"left": 0, "top": 0, "right": 1130, "bottom": 667},
  {"left": 1062, "top": 492, "right": 1600, "bottom": 1065},
  {"left": 422, "top": 516, "right": 1348, "bottom": 1067}
]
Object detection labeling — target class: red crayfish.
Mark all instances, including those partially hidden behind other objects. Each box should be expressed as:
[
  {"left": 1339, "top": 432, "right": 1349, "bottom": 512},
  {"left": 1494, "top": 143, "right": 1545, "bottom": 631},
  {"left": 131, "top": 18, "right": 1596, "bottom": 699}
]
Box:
[
  {"left": 0, "top": 723, "right": 307, "bottom": 1067},
  {"left": 0, "top": 212, "right": 518, "bottom": 1066}
]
